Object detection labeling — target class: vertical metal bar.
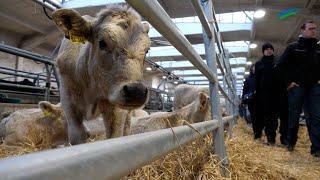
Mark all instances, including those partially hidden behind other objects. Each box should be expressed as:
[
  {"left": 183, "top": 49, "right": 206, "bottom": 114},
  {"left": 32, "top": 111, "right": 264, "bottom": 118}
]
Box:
[
  {"left": 52, "top": 65, "right": 60, "bottom": 89},
  {"left": 36, "top": 74, "right": 40, "bottom": 87},
  {"left": 45, "top": 65, "right": 52, "bottom": 101},
  {"left": 201, "top": 0, "right": 229, "bottom": 176}
]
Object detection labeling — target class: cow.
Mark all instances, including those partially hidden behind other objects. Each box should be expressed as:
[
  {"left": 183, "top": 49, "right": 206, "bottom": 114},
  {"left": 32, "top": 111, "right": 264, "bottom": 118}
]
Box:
[
  {"left": 173, "top": 84, "right": 209, "bottom": 110},
  {"left": 0, "top": 101, "right": 67, "bottom": 146},
  {"left": 52, "top": 6, "right": 151, "bottom": 144},
  {"left": 131, "top": 92, "right": 211, "bottom": 134}
]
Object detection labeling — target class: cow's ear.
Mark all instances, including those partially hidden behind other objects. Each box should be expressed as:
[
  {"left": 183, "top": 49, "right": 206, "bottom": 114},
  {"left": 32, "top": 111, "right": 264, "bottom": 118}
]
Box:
[
  {"left": 38, "top": 101, "right": 61, "bottom": 118},
  {"left": 198, "top": 92, "right": 209, "bottom": 112},
  {"left": 52, "top": 9, "right": 92, "bottom": 44},
  {"left": 142, "top": 22, "right": 150, "bottom": 34}
]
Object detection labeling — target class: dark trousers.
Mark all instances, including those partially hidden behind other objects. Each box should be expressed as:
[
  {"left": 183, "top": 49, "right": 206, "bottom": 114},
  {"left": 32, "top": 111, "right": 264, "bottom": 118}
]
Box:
[
  {"left": 249, "top": 99, "right": 264, "bottom": 138},
  {"left": 256, "top": 93, "right": 278, "bottom": 141},
  {"left": 288, "top": 84, "right": 320, "bottom": 154},
  {"left": 264, "top": 113, "right": 278, "bottom": 142},
  {"left": 279, "top": 94, "right": 289, "bottom": 144}
]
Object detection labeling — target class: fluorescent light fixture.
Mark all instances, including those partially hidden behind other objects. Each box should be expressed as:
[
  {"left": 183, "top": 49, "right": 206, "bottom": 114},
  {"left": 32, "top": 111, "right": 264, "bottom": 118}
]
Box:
[
  {"left": 174, "top": 81, "right": 178, "bottom": 84},
  {"left": 249, "top": 43, "right": 257, "bottom": 49},
  {"left": 146, "top": 67, "right": 152, "bottom": 71},
  {"left": 254, "top": 9, "right": 266, "bottom": 18},
  {"left": 245, "top": 71, "right": 249, "bottom": 75},
  {"left": 162, "top": 76, "right": 167, "bottom": 79},
  {"left": 246, "top": 61, "right": 252, "bottom": 65}
]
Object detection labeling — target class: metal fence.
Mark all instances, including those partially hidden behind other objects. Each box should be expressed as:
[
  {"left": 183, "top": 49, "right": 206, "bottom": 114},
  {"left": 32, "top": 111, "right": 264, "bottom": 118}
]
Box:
[
  {"left": 0, "top": 116, "right": 235, "bottom": 180},
  {"left": 0, "top": 0, "right": 238, "bottom": 179},
  {"left": 125, "top": 0, "right": 238, "bottom": 175},
  {"left": 0, "top": 43, "right": 60, "bottom": 102}
]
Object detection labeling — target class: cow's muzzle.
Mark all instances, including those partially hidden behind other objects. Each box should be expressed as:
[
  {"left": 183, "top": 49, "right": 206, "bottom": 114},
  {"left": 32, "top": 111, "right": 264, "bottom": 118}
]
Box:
[{"left": 121, "top": 83, "right": 148, "bottom": 107}]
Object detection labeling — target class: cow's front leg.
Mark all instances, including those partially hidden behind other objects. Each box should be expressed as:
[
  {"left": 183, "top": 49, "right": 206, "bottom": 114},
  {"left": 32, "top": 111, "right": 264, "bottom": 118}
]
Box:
[
  {"left": 101, "top": 105, "right": 127, "bottom": 138},
  {"left": 64, "top": 105, "right": 87, "bottom": 145},
  {"left": 123, "top": 111, "right": 132, "bottom": 136}
]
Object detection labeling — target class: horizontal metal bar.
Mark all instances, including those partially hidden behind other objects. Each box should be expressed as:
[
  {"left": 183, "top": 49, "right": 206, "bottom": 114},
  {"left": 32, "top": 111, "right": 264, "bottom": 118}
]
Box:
[
  {"left": 126, "top": 0, "right": 217, "bottom": 83},
  {"left": 0, "top": 66, "right": 56, "bottom": 80},
  {"left": 0, "top": 119, "right": 223, "bottom": 180},
  {"left": 218, "top": 84, "right": 235, "bottom": 105},
  {"left": 0, "top": 82, "right": 45, "bottom": 90},
  {"left": 0, "top": 44, "right": 53, "bottom": 65},
  {"left": 0, "top": 90, "right": 59, "bottom": 97},
  {"left": 0, "top": 70, "right": 56, "bottom": 83}
]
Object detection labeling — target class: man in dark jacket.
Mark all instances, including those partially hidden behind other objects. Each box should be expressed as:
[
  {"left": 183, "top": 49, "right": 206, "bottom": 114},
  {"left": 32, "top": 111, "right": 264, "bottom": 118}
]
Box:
[
  {"left": 278, "top": 21, "right": 320, "bottom": 157},
  {"left": 242, "top": 64, "right": 258, "bottom": 136},
  {"left": 255, "top": 43, "right": 278, "bottom": 145}
]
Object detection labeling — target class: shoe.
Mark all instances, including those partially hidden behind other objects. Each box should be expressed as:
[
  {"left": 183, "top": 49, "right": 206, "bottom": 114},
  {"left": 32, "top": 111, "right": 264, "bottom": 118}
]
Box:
[
  {"left": 267, "top": 137, "right": 276, "bottom": 146},
  {"left": 311, "top": 151, "right": 320, "bottom": 157},
  {"left": 254, "top": 134, "right": 261, "bottom": 140},
  {"left": 286, "top": 144, "right": 294, "bottom": 152},
  {"left": 267, "top": 141, "right": 275, "bottom": 146},
  {"left": 281, "top": 140, "right": 289, "bottom": 147}
]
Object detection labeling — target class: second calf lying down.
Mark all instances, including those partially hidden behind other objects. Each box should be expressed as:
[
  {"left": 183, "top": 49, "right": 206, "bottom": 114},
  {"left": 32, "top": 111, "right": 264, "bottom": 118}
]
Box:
[{"left": 131, "top": 92, "right": 211, "bottom": 134}]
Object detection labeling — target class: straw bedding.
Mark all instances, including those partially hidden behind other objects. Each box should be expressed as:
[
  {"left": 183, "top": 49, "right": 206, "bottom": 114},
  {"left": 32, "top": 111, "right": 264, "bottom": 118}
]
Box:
[{"left": 1, "top": 118, "right": 320, "bottom": 179}]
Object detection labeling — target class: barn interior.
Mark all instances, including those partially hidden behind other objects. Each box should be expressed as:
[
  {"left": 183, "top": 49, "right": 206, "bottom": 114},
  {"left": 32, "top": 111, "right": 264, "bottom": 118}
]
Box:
[{"left": 0, "top": 0, "right": 320, "bottom": 179}]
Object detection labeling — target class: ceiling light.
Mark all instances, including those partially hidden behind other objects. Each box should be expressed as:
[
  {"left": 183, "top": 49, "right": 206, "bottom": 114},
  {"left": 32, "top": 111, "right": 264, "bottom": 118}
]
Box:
[
  {"left": 246, "top": 61, "right": 252, "bottom": 65},
  {"left": 245, "top": 71, "right": 249, "bottom": 75},
  {"left": 146, "top": 67, "right": 152, "bottom": 71},
  {"left": 174, "top": 81, "right": 178, "bottom": 84},
  {"left": 249, "top": 43, "right": 257, "bottom": 49},
  {"left": 162, "top": 76, "right": 167, "bottom": 79},
  {"left": 254, "top": 9, "right": 266, "bottom": 19}
]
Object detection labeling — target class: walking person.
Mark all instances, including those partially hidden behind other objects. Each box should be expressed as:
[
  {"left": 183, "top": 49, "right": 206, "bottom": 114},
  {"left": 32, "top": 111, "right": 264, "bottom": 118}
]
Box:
[
  {"left": 255, "top": 43, "right": 278, "bottom": 145},
  {"left": 278, "top": 21, "right": 320, "bottom": 157},
  {"left": 274, "top": 61, "right": 289, "bottom": 146},
  {"left": 242, "top": 64, "right": 259, "bottom": 136}
]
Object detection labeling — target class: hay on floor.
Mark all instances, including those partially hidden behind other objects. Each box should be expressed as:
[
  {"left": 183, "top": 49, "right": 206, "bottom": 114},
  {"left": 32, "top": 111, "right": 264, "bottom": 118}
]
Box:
[{"left": 1, "top": 118, "right": 320, "bottom": 179}]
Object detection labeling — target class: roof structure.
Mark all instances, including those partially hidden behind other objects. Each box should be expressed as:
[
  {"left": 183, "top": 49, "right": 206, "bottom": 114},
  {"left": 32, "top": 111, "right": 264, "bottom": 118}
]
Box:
[{"left": 0, "top": 0, "right": 319, "bottom": 94}]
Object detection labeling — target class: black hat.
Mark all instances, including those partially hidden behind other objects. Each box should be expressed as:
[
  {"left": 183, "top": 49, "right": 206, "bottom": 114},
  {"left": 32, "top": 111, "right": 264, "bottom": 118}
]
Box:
[{"left": 262, "top": 42, "right": 274, "bottom": 53}]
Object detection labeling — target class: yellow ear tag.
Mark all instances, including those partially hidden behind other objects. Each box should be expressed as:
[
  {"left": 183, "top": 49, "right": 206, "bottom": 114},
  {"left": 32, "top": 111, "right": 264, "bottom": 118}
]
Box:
[
  {"left": 68, "top": 31, "right": 86, "bottom": 44},
  {"left": 43, "top": 110, "right": 52, "bottom": 117}
]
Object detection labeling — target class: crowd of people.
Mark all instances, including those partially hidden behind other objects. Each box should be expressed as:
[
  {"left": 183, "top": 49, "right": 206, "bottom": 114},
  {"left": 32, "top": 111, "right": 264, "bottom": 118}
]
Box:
[{"left": 240, "top": 21, "right": 320, "bottom": 157}]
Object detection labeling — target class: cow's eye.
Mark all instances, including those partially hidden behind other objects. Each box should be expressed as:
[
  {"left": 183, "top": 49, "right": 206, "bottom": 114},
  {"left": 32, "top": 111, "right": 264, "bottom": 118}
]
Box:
[
  {"left": 118, "top": 22, "right": 129, "bottom": 29},
  {"left": 99, "top": 40, "right": 107, "bottom": 50}
]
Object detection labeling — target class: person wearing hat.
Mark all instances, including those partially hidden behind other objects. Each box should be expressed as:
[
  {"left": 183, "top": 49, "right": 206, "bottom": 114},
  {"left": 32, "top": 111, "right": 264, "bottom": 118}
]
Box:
[
  {"left": 254, "top": 42, "right": 279, "bottom": 145},
  {"left": 278, "top": 21, "right": 320, "bottom": 157}
]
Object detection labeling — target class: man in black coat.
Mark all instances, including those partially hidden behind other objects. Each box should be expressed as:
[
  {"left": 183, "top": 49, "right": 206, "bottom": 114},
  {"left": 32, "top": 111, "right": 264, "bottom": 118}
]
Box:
[
  {"left": 278, "top": 21, "right": 320, "bottom": 157},
  {"left": 255, "top": 43, "right": 278, "bottom": 145}
]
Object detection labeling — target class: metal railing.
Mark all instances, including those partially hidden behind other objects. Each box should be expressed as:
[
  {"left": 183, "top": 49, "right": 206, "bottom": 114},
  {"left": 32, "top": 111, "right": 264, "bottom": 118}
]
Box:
[
  {"left": 0, "top": 1, "right": 238, "bottom": 179},
  {"left": 0, "top": 116, "right": 235, "bottom": 180},
  {"left": 0, "top": 44, "right": 60, "bottom": 101},
  {"left": 125, "top": 0, "right": 237, "bottom": 176}
]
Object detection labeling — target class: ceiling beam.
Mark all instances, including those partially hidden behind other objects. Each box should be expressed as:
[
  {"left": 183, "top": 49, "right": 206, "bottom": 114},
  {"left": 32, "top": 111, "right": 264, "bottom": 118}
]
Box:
[
  {"left": 20, "top": 30, "right": 61, "bottom": 50},
  {"left": 0, "top": 11, "right": 48, "bottom": 34}
]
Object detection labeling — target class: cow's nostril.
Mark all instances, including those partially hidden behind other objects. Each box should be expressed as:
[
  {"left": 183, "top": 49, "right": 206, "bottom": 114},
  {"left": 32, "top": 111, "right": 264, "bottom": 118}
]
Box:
[{"left": 123, "top": 85, "right": 129, "bottom": 93}]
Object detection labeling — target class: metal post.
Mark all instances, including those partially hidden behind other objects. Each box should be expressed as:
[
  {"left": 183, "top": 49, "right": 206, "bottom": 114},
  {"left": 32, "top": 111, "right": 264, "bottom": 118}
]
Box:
[
  {"left": 44, "top": 65, "right": 52, "bottom": 101},
  {"left": 36, "top": 74, "right": 40, "bottom": 87},
  {"left": 201, "top": 0, "right": 229, "bottom": 176}
]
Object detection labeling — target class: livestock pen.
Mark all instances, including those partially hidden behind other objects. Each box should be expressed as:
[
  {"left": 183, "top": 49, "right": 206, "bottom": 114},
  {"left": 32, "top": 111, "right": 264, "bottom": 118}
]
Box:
[{"left": 0, "top": 0, "right": 238, "bottom": 179}]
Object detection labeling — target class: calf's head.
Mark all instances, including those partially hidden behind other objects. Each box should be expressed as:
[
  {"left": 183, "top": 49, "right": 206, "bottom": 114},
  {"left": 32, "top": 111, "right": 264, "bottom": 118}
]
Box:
[{"left": 53, "top": 6, "right": 151, "bottom": 110}]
